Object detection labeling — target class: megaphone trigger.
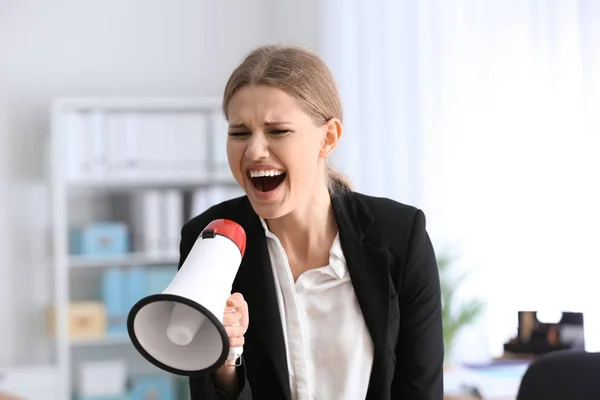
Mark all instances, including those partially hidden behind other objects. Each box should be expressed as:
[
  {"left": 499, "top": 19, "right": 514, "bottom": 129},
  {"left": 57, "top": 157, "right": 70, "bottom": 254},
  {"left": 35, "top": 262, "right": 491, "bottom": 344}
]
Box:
[{"left": 227, "top": 344, "right": 244, "bottom": 366}]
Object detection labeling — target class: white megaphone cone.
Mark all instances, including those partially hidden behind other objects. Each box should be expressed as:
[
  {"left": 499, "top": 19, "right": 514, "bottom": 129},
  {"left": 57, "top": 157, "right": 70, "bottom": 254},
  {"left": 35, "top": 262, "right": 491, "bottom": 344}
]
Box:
[{"left": 127, "top": 219, "right": 246, "bottom": 376}]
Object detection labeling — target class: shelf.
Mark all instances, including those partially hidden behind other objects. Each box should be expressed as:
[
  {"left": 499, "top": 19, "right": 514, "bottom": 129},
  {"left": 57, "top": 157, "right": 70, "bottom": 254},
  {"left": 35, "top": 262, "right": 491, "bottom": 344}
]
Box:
[
  {"left": 66, "top": 177, "right": 239, "bottom": 190},
  {"left": 69, "top": 253, "right": 179, "bottom": 268},
  {"left": 50, "top": 96, "right": 232, "bottom": 399},
  {"left": 0, "top": 364, "right": 60, "bottom": 374},
  {"left": 53, "top": 96, "right": 222, "bottom": 112},
  {"left": 70, "top": 336, "right": 132, "bottom": 348}
]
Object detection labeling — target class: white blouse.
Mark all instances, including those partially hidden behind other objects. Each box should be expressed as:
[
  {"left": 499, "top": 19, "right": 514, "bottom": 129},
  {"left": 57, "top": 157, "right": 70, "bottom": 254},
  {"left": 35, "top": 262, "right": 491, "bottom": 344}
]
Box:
[{"left": 260, "top": 218, "right": 374, "bottom": 400}]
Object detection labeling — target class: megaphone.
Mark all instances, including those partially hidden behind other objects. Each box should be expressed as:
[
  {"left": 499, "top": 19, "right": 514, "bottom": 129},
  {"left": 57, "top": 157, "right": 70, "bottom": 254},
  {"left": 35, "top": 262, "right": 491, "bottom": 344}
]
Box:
[{"left": 127, "top": 219, "right": 246, "bottom": 376}]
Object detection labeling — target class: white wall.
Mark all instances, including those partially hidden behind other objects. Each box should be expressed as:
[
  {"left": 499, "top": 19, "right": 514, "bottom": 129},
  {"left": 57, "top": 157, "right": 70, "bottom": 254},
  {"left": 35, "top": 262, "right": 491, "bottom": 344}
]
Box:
[
  {"left": 0, "top": 0, "right": 319, "bottom": 368},
  {"left": 0, "top": 98, "right": 11, "bottom": 365}
]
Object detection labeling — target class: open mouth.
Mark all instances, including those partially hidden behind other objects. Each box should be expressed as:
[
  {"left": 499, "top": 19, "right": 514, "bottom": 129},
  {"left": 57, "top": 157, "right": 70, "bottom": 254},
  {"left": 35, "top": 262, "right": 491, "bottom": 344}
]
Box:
[{"left": 248, "top": 170, "right": 287, "bottom": 193}]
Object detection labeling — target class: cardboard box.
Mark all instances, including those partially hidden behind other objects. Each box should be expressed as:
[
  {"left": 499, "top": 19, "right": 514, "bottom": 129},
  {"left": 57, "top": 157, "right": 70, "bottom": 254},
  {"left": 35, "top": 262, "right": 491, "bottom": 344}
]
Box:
[{"left": 47, "top": 301, "right": 107, "bottom": 339}]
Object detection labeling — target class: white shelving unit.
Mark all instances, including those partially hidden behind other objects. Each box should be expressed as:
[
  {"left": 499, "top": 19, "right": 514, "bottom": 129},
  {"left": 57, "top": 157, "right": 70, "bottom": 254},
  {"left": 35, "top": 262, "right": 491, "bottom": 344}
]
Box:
[{"left": 48, "top": 97, "right": 243, "bottom": 400}]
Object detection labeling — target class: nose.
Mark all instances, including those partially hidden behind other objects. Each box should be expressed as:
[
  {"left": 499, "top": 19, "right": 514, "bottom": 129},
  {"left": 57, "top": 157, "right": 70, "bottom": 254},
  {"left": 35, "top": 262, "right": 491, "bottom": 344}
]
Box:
[{"left": 244, "top": 131, "right": 269, "bottom": 161}]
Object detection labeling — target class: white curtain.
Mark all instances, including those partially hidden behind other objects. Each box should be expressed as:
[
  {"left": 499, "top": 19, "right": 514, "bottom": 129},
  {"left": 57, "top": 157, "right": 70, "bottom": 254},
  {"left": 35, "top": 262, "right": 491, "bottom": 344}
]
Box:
[{"left": 319, "top": 0, "right": 600, "bottom": 362}]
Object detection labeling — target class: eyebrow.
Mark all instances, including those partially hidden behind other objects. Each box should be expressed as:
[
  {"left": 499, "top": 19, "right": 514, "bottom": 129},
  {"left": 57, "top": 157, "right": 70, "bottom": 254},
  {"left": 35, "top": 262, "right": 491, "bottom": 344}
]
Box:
[{"left": 228, "top": 121, "right": 292, "bottom": 129}]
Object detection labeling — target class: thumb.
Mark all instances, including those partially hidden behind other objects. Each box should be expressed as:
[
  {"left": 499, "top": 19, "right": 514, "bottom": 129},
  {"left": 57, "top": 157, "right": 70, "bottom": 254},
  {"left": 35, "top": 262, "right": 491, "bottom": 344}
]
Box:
[{"left": 226, "top": 292, "right": 243, "bottom": 308}]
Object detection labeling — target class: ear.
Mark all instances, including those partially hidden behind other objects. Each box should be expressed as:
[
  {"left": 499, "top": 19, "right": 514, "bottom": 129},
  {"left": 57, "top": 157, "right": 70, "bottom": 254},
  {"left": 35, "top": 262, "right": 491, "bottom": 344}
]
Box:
[{"left": 319, "top": 118, "right": 343, "bottom": 158}]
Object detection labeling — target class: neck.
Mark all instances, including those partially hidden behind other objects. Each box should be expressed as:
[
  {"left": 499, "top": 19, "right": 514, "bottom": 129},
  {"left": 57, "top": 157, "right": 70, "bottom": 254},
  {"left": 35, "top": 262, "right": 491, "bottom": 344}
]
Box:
[{"left": 266, "top": 182, "right": 337, "bottom": 262}]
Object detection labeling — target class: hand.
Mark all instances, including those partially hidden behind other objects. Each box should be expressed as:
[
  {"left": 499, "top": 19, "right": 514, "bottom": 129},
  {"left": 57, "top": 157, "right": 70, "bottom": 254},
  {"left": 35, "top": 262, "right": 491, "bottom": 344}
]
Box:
[
  {"left": 213, "top": 293, "right": 248, "bottom": 396},
  {"left": 222, "top": 292, "right": 249, "bottom": 363}
]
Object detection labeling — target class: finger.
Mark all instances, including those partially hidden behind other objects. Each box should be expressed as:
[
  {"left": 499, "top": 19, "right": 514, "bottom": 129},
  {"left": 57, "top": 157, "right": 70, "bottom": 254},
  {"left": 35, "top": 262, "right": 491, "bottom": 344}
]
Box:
[
  {"left": 230, "top": 293, "right": 249, "bottom": 323},
  {"left": 229, "top": 336, "right": 245, "bottom": 348},
  {"left": 237, "top": 300, "right": 249, "bottom": 329},
  {"left": 226, "top": 298, "right": 235, "bottom": 308},
  {"left": 222, "top": 311, "right": 242, "bottom": 326},
  {"left": 226, "top": 292, "right": 244, "bottom": 307},
  {"left": 225, "top": 293, "right": 249, "bottom": 326},
  {"left": 225, "top": 324, "right": 245, "bottom": 338},
  {"left": 225, "top": 292, "right": 244, "bottom": 309}
]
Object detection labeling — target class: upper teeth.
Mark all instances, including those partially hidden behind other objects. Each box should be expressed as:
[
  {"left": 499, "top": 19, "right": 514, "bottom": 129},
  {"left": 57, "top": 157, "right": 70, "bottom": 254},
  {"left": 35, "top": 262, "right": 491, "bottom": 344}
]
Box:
[{"left": 249, "top": 169, "right": 284, "bottom": 178}]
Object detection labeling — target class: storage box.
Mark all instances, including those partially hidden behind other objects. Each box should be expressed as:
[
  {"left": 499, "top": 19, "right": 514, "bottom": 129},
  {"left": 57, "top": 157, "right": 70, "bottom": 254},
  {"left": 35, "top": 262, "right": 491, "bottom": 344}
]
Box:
[
  {"left": 145, "top": 266, "right": 177, "bottom": 295},
  {"left": 125, "top": 266, "right": 147, "bottom": 311},
  {"left": 70, "top": 222, "right": 130, "bottom": 256},
  {"left": 100, "top": 265, "right": 177, "bottom": 337},
  {"left": 47, "top": 301, "right": 107, "bottom": 339},
  {"left": 77, "top": 360, "right": 128, "bottom": 399},
  {"left": 101, "top": 267, "right": 128, "bottom": 336}
]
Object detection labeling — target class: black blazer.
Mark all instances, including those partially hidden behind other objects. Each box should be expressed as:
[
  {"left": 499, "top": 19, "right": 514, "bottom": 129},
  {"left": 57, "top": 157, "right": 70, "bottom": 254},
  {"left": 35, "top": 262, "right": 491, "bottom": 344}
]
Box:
[{"left": 178, "top": 191, "right": 444, "bottom": 400}]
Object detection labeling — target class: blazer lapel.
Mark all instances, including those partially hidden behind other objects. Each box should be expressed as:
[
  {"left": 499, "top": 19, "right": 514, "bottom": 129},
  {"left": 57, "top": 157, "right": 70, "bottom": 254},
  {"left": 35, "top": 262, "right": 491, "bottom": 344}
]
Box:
[
  {"left": 332, "top": 194, "right": 394, "bottom": 400},
  {"left": 232, "top": 198, "right": 291, "bottom": 400}
]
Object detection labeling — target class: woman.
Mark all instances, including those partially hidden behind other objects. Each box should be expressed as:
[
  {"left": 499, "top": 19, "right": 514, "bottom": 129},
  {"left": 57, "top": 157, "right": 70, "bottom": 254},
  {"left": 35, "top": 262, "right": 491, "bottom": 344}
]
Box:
[{"left": 179, "top": 44, "right": 444, "bottom": 400}]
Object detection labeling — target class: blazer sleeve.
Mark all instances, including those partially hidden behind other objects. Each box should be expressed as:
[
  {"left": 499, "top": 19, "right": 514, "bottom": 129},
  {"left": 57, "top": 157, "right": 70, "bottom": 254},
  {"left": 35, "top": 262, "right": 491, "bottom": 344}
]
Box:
[
  {"left": 179, "top": 222, "right": 253, "bottom": 400},
  {"left": 392, "top": 209, "right": 444, "bottom": 399}
]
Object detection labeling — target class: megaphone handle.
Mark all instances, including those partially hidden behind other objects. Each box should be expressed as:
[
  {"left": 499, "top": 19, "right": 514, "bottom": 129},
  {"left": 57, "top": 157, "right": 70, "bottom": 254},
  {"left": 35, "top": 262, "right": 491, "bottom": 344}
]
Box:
[{"left": 228, "top": 344, "right": 243, "bottom": 364}]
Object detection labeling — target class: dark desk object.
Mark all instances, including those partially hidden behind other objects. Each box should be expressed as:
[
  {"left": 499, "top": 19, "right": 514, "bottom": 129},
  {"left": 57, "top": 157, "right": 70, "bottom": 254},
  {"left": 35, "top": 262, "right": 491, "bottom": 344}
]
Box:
[
  {"left": 504, "top": 311, "right": 585, "bottom": 355},
  {"left": 517, "top": 350, "right": 600, "bottom": 400}
]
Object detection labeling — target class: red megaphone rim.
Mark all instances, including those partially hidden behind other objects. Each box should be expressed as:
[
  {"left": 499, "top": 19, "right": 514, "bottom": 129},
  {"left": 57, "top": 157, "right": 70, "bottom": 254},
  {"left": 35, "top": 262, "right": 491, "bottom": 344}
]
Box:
[{"left": 201, "top": 219, "right": 246, "bottom": 256}]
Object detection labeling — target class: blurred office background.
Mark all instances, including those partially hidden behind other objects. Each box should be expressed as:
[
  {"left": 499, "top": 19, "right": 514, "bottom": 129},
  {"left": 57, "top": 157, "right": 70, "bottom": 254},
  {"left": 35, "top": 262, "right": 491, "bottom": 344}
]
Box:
[{"left": 1, "top": 1, "right": 599, "bottom": 399}]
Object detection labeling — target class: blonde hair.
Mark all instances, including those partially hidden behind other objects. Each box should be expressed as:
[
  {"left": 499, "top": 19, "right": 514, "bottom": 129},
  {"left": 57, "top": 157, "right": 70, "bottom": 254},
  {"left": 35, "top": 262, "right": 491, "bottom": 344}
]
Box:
[{"left": 222, "top": 44, "right": 352, "bottom": 195}]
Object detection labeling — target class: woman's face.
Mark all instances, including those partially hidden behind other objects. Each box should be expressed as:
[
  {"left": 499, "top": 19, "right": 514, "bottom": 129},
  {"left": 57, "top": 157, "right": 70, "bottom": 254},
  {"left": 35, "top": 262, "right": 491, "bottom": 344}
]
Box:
[{"left": 226, "top": 84, "right": 340, "bottom": 219}]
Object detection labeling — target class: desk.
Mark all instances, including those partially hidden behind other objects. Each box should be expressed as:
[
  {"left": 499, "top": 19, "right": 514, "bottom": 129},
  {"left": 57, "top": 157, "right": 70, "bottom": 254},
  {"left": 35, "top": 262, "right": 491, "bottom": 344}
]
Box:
[{"left": 444, "top": 361, "right": 528, "bottom": 400}]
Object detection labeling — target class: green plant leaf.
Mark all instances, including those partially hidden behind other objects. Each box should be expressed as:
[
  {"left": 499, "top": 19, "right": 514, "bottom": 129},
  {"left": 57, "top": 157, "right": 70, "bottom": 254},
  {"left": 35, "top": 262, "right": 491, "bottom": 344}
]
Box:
[{"left": 437, "top": 250, "right": 486, "bottom": 358}]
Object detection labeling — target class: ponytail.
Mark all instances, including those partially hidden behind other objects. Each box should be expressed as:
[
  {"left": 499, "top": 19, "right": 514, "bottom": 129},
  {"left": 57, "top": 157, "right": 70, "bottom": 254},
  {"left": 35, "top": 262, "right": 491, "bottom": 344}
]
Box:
[{"left": 326, "top": 164, "right": 352, "bottom": 195}]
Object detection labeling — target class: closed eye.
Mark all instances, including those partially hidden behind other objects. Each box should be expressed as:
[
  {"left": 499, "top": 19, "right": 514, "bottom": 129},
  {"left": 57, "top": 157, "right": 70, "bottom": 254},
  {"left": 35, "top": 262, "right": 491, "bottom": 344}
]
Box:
[
  {"left": 228, "top": 132, "right": 250, "bottom": 138},
  {"left": 228, "top": 130, "right": 290, "bottom": 138}
]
